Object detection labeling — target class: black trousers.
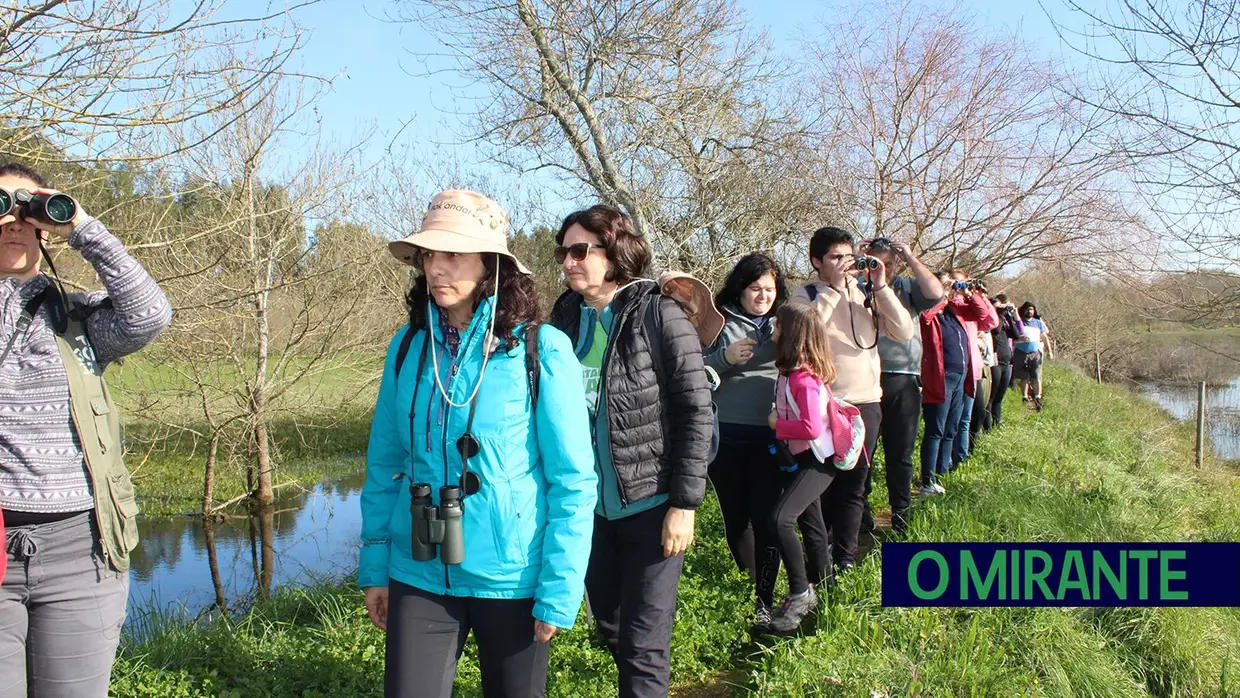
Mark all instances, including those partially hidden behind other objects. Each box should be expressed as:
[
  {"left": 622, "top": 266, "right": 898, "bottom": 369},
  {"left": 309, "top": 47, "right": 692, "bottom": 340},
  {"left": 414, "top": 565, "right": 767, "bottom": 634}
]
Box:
[
  {"left": 970, "top": 374, "right": 991, "bottom": 443},
  {"left": 707, "top": 436, "right": 783, "bottom": 605},
  {"left": 823, "top": 401, "right": 880, "bottom": 567},
  {"left": 764, "top": 450, "right": 834, "bottom": 595},
  {"left": 988, "top": 363, "right": 1013, "bottom": 427},
  {"left": 385, "top": 580, "right": 548, "bottom": 698},
  {"left": 586, "top": 504, "right": 684, "bottom": 698},
  {"left": 876, "top": 373, "right": 920, "bottom": 529}
]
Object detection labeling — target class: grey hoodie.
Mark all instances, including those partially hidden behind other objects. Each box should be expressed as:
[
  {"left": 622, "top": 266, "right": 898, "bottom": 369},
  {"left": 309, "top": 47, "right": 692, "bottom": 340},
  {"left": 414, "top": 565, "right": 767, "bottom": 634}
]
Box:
[{"left": 703, "top": 305, "right": 780, "bottom": 427}]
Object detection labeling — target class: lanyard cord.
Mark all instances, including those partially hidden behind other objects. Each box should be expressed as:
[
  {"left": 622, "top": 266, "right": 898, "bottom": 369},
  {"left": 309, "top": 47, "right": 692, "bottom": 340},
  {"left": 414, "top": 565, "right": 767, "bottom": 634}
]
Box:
[{"left": 428, "top": 254, "right": 501, "bottom": 410}]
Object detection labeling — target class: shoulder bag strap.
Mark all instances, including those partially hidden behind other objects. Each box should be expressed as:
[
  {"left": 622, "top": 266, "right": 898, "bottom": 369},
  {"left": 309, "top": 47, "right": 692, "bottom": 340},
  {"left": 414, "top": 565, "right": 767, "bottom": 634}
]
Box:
[{"left": 0, "top": 289, "right": 50, "bottom": 368}]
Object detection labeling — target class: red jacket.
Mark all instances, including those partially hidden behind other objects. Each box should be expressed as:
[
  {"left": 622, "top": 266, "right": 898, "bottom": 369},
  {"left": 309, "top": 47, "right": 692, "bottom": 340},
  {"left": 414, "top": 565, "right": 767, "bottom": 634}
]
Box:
[{"left": 919, "top": 294, "right": 1000, "bottom": 404}]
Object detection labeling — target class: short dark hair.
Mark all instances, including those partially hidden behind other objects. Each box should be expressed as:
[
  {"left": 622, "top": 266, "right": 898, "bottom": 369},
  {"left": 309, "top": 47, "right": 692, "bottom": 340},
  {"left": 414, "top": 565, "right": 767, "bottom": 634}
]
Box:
[
  {"left": 714, "top": 252, "right": 788, "bottom": 316},
  {"left": 556, "top": 204, "right": 652, "bottom": 284},
  {"left": 996, "top": 293, "right": 1009, "bottom": 304},
  {"left": 809, "top": 226, "right": 854, "bottom": 263},
  {"left": 0, "top": 162, "right": 50, "bottom": 188}
]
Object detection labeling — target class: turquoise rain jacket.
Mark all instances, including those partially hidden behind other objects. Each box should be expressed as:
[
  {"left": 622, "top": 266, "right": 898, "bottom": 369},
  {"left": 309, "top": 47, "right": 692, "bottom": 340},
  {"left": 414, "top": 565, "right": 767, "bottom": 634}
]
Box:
[{"left": 359, "top": 298, "right": 597, "bottom": 629}]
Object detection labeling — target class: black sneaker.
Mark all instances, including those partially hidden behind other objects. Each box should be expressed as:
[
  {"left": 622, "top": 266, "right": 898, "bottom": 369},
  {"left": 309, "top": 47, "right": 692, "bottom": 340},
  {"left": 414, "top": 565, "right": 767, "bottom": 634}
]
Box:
[
  {"left": 769, "top": 588, "right": 817, "bottom": 633},
  {"left": 1032, "top": 396, "right": 1044, "bottom": 412},
  {"left": 861, "top": 511, "right": 877, "bottom": 533}
]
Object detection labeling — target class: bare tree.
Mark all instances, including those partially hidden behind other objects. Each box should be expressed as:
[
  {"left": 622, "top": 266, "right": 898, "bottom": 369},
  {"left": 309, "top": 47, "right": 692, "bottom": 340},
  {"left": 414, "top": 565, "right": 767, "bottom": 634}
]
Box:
[
  {"left": 1050, "top": 0, "right": 1240, "bottom": 318},
  {"left": 0, "top": 0, "right": 317, "bottom": 163},
  {"left": 139, "top": 68, "right": 390, "bottom": 512},
  {"left": 806, "top": 1, "right": 1141, "bottom": 276},
  {"left": 392, "top": 0, "right": 841, "bottom": 282}
]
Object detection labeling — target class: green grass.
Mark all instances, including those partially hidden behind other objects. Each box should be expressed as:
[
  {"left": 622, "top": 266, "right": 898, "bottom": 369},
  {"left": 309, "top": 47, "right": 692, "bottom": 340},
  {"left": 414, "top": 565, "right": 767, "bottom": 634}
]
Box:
[{"left": 112, "top": 364, "right": 1240, "bottom": 696}]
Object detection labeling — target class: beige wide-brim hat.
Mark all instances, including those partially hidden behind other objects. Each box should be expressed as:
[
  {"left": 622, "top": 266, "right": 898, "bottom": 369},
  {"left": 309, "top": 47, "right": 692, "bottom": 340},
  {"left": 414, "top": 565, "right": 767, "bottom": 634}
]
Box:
[
  {"left": 389, "top": 189, "right": 531, "bottom": 275},
  {"left": 658, "top": 271, "right": 726, "bottom": 348}
]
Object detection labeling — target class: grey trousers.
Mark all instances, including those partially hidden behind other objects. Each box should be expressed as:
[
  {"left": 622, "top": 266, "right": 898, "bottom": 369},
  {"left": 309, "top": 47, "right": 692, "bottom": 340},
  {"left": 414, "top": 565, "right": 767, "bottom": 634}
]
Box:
[{"left": 0, "top": 511, "right": 129, "bottom": 698}]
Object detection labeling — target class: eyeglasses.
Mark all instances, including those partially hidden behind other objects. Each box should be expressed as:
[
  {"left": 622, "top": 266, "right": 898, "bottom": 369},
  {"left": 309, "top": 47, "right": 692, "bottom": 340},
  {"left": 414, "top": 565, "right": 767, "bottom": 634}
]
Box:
[{"left": 554, "top": 242, "right": 605, "bottom": 264}]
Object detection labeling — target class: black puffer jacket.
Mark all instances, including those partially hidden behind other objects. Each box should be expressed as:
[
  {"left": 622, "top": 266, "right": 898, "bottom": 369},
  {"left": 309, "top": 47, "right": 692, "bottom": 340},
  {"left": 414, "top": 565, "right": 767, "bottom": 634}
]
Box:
[{"left": 549, "top": 281, "right": 713, "bottom": 510}]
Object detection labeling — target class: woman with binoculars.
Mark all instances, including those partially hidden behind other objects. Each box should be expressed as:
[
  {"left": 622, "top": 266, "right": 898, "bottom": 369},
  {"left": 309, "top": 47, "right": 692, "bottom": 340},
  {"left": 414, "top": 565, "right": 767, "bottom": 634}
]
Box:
[
  {"left": 359, "top": 190, "right": 597, "bottom": 698},
  {"left": 1, "top": 162, "right": 173, "bottom": 697}
]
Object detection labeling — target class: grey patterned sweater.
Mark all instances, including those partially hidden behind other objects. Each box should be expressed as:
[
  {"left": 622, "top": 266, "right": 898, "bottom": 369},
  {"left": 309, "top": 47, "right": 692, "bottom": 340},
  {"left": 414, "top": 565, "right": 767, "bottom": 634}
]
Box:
[{"left": 0, "top": 218, "right": 173, "bottom": 513}]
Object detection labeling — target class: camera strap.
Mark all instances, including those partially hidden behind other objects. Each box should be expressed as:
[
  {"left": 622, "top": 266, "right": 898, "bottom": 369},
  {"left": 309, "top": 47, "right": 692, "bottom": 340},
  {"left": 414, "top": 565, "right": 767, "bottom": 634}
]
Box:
[{"left": 0, "top": 288, "right": 50, "bottom": 368}]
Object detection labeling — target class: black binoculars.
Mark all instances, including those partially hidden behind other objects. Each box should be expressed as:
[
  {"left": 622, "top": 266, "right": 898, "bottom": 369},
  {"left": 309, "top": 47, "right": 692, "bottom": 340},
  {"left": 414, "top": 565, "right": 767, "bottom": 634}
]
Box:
[
  {"left": 0, "top": 188, "right": 77, "bottom": 227},
  {"left": 855, "top": 255, "right": 881, "bottom": 271},
  {"left": 410, "top": 483, "right": 466, "bottom": 565}
]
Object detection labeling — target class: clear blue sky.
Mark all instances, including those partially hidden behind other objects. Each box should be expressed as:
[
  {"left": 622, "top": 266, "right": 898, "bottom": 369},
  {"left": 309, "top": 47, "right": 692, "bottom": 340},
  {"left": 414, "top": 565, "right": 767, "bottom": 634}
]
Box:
[{"left": 287, "top": 0, "right": 1080, "bottom": 221}]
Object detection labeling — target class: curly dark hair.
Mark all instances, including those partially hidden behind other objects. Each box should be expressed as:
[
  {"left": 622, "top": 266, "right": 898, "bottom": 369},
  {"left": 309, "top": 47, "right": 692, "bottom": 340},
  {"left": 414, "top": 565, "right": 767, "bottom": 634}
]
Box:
[
  {"left": 405, "top": 254, "right": 540, "bottom": 351},
  {"left": 0, "top": 162, "right": 51, "bottom": 187},
  {"left": 556, "top": 204, "right": 652, "bottom": 284},
  {"left": 714, "top": 252, "right": 788, "bottom": 317}
]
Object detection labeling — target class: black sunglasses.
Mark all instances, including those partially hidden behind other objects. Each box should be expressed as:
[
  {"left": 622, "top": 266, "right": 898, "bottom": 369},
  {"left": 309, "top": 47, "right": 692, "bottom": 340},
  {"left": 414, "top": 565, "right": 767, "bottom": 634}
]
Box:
[{"left": 554, "top": 242, "right": 605, "bottom": 264}]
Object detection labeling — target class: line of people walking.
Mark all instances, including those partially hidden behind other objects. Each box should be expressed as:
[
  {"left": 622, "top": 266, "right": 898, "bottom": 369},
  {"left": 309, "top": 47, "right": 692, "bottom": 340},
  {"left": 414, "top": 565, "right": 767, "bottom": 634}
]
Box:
[
  {"left": 355, "top": 190, "right": 1058, "bottom": 697},
  {"left": 711, "top": 232, "right": 1054, "bottom": 637},
  {"left": 0, "top": 170, "right": 1057, "bottom": 698}
]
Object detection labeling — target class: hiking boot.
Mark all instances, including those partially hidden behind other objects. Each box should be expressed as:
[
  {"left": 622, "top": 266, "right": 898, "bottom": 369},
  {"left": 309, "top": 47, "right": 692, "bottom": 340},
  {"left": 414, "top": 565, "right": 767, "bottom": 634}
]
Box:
[
  {"left": 1032, "top": 396, "right": 1044, "bottom": 412},
  {"left": 754, "top": 599, "right": 772, "bottom": 633},
  {"left": 861, "top": 510, "right": 877, "bottom": 533},
  {"left": 769, "top": 588, "right": 817, "bottom": 634}
]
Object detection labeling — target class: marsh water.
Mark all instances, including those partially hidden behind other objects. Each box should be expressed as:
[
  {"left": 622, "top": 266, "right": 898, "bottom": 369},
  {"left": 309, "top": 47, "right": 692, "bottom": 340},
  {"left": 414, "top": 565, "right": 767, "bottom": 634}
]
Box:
[
  {"left": 1140, "top": 375, "right": 1240, "bottom": 461},
  {"left": 126, "top": 470, "right": 365, "bottom": 630}
]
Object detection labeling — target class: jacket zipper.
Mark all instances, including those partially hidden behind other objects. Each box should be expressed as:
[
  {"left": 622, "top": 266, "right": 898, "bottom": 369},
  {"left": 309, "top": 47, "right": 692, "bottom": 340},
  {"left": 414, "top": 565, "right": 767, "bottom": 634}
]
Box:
[{"left": 598, "top": 299, "right": 637, "bottom": 509}]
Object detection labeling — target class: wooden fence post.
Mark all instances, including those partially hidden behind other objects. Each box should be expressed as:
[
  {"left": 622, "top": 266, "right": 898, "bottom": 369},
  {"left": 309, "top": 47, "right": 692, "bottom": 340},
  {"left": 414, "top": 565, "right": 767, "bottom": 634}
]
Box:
[
  {"left": 1095, "top": 352, "right": 1102, "bottom": 384},
  {"left": 1195, "top": 381, "right": 1207, "bottom": 468}
]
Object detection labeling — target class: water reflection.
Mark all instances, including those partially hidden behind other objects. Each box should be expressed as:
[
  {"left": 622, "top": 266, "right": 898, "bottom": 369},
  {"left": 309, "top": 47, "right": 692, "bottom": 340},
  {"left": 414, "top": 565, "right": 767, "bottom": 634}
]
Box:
[
  {"left": 1141, "top": 376, "right": 1240, "bottom": 461},
  {"left": 127, "top": 471, "right": 365, "bottom": 627}
]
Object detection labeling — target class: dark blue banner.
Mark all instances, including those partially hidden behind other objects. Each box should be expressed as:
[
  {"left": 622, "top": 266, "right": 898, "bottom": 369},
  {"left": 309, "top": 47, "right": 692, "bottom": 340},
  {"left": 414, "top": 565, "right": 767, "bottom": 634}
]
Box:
[{"left": 882, "top": 543, "right": 1240, "bottom": 607}]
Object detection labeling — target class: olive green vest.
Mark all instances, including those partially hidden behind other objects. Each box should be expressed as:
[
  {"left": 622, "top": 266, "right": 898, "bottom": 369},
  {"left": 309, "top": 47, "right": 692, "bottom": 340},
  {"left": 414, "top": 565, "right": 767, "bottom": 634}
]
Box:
[{"left": 49, "top": 298, "right": 140, "bottom": 573}]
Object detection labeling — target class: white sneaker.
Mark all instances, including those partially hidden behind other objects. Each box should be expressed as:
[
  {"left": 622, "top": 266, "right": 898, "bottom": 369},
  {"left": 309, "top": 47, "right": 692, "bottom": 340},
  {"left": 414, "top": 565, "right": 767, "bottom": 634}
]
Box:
[{"left": 933, "top": 482, "right": 947, "bottom": 495}]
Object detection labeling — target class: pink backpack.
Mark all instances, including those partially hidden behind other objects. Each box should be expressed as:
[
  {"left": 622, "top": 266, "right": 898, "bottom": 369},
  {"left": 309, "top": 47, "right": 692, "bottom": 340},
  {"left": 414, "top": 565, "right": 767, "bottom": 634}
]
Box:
[{"left": 777, "top": 376, "right": 866, "bottom": 470}]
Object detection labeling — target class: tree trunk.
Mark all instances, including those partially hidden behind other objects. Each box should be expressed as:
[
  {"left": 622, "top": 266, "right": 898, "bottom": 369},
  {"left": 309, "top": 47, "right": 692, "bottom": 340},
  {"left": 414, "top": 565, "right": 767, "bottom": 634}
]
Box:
[
  {"left": 202, "top": 519, "right": 228, "bottom": 613},
  {"left": 247, "top": 170, "right": 275, "bottom": 508},
  {"left": 250, "top": 508, "right": 276, "bottom": 600},
  {"left": 202, "top": 432, "right": 219, "bottom": 516}
]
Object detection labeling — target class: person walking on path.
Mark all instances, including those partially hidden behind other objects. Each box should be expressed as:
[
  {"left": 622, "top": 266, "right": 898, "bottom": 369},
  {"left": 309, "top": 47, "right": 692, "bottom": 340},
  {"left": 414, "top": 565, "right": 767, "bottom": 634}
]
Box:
[
  {"left": 702, "top": 252, "right": 801, "bottom": 631},
  {"left": 986, "top": 294, "right": 1023, "bottom": 428},
  {"left": 918, "top": 272, "right": 998, "bottom": 494},
  {"left": 791, "top": 226, "right": 914, "bottom": 573},
  {"left": 548, "top": 204, "right": 714, "bottom": 698},
  {"left": 1013, "top": 302, "right": 1053, "bottom": 411},
  {"left": 762, "top": 302, "right": 855, "bottom": 634},
  {"left": 360, "top": 190, "right": 597, "bottom": 698},
  {"left": 0, "top": 162, "right": 173, "bottom": 698},
  {"left": 947, "top": 271, "right": 999, "bottom": 468},
  {"left": 860, "top": 237, "right": 942, "bottom": 536}
]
